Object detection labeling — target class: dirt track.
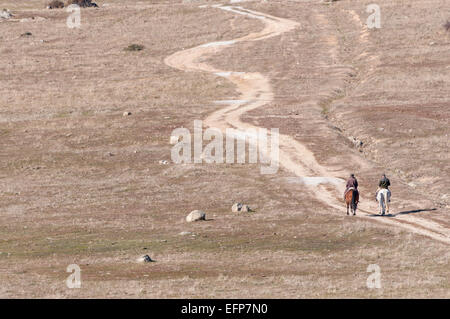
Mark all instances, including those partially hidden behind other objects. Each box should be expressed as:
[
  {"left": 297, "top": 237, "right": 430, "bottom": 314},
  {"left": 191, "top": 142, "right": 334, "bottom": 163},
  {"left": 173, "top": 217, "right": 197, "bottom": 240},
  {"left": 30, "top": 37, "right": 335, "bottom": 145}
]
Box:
[
  {"left": 0, "top": 0, "right": 449, "bottom": 298},
  {"left": 165, "top": 4, "right": 450, "bottom": 244}
]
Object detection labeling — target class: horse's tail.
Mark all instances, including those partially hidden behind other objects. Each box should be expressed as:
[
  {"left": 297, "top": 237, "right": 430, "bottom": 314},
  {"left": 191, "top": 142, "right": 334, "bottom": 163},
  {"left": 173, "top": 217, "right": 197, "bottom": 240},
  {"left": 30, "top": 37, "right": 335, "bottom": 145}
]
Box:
[{"left": 351, "top": 190, "right": 357, "bottom": 210}]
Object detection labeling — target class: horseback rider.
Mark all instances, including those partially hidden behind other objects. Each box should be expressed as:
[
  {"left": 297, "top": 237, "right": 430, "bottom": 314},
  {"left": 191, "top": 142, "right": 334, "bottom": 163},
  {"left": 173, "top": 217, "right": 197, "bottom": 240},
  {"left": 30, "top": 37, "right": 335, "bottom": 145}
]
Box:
[
  {"left": 344, "top": 173, "right": 358, "bottom": 200},
  {"left": 376, "top": 173, "right": 391, "bottom": 202},
  {"left": 379, "top": 173, "right": 390, "bottom": 189}
]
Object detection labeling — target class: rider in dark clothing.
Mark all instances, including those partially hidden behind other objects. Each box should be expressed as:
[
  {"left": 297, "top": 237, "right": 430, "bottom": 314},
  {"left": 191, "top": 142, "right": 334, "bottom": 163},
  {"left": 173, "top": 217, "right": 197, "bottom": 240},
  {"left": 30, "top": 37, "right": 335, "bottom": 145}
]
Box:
[
  {"left": 379, "top": 174, "right": 390, "bottom": 189},
  {"left": 344, "top": 174, "right": 358, "bottom": 199}
]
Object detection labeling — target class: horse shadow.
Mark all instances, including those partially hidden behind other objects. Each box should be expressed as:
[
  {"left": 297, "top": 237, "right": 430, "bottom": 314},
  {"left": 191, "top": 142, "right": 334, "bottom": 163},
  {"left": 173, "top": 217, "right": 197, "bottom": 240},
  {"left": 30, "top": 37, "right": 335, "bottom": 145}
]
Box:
[
  {"left": 368, "top": 213, "right": 394, "bottom": 217},
  {"left": 368, "top": 208, "right": 437, "bottom": 217},
  {"left": 391, "top": 208, "right": 437, "bottom": 217}
]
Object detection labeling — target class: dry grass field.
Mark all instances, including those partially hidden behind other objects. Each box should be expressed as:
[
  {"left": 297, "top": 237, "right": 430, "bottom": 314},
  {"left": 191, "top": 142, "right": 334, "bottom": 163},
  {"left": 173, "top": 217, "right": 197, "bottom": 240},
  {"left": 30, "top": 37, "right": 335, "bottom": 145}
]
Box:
[{"left": 0, "top": 0, "right": 448, "bottom": 298}]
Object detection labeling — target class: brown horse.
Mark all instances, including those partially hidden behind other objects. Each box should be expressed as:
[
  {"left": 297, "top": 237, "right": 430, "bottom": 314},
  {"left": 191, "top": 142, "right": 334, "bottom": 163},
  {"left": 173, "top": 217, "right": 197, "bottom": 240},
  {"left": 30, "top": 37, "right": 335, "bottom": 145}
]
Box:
[{"left": 345, "top": 188, "right": 359, "bottom": 215}]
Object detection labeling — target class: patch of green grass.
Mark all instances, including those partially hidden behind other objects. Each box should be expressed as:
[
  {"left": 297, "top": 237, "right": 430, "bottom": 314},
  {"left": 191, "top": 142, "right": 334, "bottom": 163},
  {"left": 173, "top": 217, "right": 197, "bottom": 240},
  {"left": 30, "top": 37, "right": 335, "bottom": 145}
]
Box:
[
  {"left": 54, "top": 111, "right": 72, "bottom": 119},
  {"left": 1, "top": 236, "right": 157, "bottom": 258},
  {"left": 81, "top": 110, "right": 94, "bottom": 117}
]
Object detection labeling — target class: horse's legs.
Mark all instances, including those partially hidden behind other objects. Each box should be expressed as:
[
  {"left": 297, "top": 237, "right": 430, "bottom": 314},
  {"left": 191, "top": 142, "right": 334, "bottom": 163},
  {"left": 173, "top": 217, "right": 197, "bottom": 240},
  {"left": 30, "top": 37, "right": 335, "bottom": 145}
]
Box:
[
  {"left": 351, "top": 190, "right": 356, "bottom": 215},
  {"left": 377, "top": 192, "right": 381, "bottom": 214},
  {"left": 379, "top": 193, "right": 384, "bottom": 215},
  {"left": 385, "top": 191, "right": 390, "bottom": 213},
  {"left": 346, "top": 203, "right": 349, "bottom": 215}
]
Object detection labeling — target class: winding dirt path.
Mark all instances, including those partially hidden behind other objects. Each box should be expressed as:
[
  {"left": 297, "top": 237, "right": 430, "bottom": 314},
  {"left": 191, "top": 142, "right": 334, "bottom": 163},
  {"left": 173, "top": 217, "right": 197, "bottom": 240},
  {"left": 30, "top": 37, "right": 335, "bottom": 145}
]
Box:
[{"left": 164, "top": 5, "right": 450, "bottom": 244}]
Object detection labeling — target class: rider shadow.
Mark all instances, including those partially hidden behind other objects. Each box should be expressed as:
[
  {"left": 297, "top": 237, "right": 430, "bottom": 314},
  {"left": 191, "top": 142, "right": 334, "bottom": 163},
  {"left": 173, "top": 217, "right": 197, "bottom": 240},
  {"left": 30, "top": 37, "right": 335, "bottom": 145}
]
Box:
[
  {"left": 368, "top": 208, "right": 437, "bottom": 218},
  {"left": 368, "top": 213, "right": 394, "bottom": 217},
  {"left": 391, "top": 208, "right": 437, "bottom": 217}
]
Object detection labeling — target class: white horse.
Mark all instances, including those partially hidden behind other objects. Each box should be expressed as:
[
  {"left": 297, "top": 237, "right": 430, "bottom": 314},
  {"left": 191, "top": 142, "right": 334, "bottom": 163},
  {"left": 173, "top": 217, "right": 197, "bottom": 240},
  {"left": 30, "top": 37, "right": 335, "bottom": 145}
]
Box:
[{"left": 376, "top": 188, "right": 391, "bottom": 215}]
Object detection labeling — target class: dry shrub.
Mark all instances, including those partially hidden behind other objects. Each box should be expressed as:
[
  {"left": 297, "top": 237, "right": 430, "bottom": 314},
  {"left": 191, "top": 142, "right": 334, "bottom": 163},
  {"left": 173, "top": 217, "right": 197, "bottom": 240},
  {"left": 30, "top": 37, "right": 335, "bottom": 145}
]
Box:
[
  {"left": 47, "top": 1, "right": 64, "bottom": 9},
  {"left": 444, "top": 20, "right": 450, "bottom": 32},
  {"left": 124, "top": 44, "right": 145, "bottom": 52},
  {"left": 67, "top": 0, "right": 98, "bottom": 7}
]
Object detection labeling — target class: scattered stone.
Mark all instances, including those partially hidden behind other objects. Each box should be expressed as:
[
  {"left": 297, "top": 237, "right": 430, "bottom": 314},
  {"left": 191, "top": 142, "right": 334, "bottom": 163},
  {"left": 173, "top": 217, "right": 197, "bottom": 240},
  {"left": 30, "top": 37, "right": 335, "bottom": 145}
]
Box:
[
  {"left": 231, "top": 203, "right": 251, "bottom": 213},
  {"left": 186, "top": 210, "right": 206, "bottom": 222},
  {"left": 179, "top": 231, "right": 192, "bottom": 236},
  {"left": 137, "top": 255, "right": 155, "bottom": 263},
  {"left": 0, "top": 9, "right": 12, "bottom": 19},
  {"left": 159, "top": 160, "right": 169, "bottom": 165},
  {"left": 123, "top": 111, "right": 131, "bottom": 116},
  {"left": 20, "top": 17, "right": 46, "bottom": 23},
  {"left": 350, "top": 136, "right": 363, "bottom": 148},
  {"left": 21, "top": 32, "right": 32, "bottom": 37}
]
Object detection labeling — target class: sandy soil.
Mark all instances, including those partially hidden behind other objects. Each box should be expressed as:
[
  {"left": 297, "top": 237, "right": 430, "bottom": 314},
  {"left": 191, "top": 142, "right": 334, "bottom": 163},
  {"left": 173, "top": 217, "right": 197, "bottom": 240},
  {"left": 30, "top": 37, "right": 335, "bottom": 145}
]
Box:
[{"left": 0, "top": 0, "right": 449, "bottom": 298}]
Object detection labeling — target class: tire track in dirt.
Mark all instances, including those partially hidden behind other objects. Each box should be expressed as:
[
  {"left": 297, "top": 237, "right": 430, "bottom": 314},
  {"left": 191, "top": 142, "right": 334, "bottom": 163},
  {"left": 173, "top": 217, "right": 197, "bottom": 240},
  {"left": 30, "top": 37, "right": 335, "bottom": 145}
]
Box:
[{"left": 164, "top": 5, "right": 450, "bottom": 244}]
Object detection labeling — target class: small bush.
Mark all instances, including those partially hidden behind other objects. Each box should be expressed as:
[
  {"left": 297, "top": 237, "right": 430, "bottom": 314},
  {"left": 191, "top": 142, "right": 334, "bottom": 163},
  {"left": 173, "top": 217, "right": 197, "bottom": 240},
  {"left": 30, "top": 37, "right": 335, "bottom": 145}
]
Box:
[
  {"left": 124, "top": 44, "right": 145, "bottom": 52},
  {"left": 444, "top": 21, "right": 450, "bottom": 32},
  {"left": 47, "top": 0, "right": 64, "bottom": 9},
  {"left": 67, "top": 0, "right": 98, "bottom": 8}
]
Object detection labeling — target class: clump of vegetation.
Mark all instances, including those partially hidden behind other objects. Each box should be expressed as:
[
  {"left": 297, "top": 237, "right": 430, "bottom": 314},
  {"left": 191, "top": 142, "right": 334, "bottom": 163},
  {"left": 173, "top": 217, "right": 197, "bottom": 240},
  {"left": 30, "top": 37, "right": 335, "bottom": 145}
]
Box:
[
  {"left": 47, "top": 0, "right": 64, "bottom": 9},
  {"left": 124, "top": 44, "right": 145, "bottom": 52},
  {"left": 444, "top": 20, "right": 450, "bottom": 32},
  {"left": 67, "top": 0, "right": 98, "bottom": 8},
  {"left": 20, "top": 32, "right": 33, "bottom": 37}
]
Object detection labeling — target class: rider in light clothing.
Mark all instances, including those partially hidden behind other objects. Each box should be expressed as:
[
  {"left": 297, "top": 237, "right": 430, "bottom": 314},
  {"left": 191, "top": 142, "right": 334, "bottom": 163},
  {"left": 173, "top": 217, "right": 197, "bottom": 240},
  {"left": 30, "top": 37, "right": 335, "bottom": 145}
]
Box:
[{"left": 376, "top": 174, "right": 391, "bottom": 214}]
